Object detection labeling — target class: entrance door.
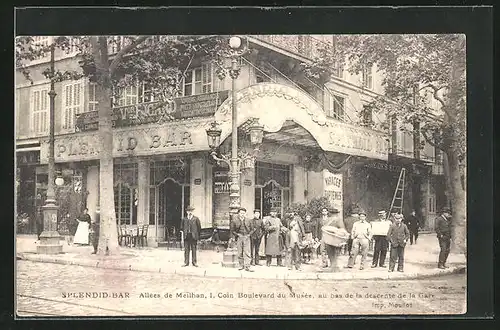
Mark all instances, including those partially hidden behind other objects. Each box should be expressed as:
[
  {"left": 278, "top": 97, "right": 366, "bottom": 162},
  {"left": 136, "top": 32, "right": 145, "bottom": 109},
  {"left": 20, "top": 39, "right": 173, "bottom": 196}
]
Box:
[
  {"left": 153, "top": 179, "right": 190, "bottom": 242},
  {"left": 255, "top": 180, "right": 290, "bottom": 219}
]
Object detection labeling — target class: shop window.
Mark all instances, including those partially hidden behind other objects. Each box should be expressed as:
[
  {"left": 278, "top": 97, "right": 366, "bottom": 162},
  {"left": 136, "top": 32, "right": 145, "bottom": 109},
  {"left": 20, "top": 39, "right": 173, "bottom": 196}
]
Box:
[
  {"left": 30, "top": 86, "right": 49, "bottom": 135},
  {"left": 114, "top": 163, "right": 138, "bottom": 225},
  {"left": 149, "top": 159, "right": 190, "bottom": 186},
  {"left": 255, "top": 162, "right": 291, "bottom": 217}
]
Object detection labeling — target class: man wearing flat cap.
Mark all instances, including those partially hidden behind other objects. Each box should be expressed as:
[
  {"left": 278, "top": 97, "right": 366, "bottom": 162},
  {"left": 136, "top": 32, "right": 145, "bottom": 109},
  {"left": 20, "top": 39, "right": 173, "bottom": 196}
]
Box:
[
  {"left": 250, "top": 209, "right": 264, "bottom": 266},
  {"left": 371, "top": 210, "right": 391, "bottom": 268},
  {"left": 347, "top": 209, "right": 372, "bottom": 270},
  {"left": 435, "top": 207, "right": 452, "bottom": 269},
  {"left": 181, "top": 205, "right": 202, "bottom": 267},
  {"left": 230, "top": 207, "right": 254, "bottom": 271},
  {"left": 386, "top": 213, "right": 410, "bottom": 272}
]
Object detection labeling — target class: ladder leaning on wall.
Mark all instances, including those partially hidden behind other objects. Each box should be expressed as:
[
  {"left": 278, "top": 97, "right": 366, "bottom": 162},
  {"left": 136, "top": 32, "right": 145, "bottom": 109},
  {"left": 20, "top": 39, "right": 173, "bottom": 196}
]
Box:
[{"left": 387, "top": 167, "right": 406, "bottom": 219}]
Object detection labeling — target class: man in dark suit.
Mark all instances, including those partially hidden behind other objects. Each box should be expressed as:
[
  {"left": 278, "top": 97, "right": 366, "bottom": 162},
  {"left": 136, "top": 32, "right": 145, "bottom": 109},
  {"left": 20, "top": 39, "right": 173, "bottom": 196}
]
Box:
[
  {"left": 181, "top": 205, "right": 202, "bottom": 267},
  {"left": 435, "top": 207, "right": 452, "bottom": 269},
  {"left": 230, "top": 207, "right": 254, "bottom": 272},
  {"left": 386, "top": 213, "right": 410, "bottom": 272},
  {"left": 405, "top": 210, "right": 421, "bottom": 245},
  {"left": 250, "top": 209, "right": 264, "bottom": 266}
]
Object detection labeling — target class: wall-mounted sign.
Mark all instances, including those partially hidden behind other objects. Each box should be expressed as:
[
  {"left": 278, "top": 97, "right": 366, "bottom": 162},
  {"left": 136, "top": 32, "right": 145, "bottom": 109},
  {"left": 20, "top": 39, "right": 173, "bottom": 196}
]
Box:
[
  {"left": 323, "top": 170, "right": 343, "bottom": 222},
  {"left": 244, "top": 179, "right": 252, "bottom": 186},
  {"left": 41, "top": 120, "right": 212, "bottom": 164},
  {"left": 214, "top": 171, "right": 230, "bottom": 194},
  {"left": 16, "top": 150, "right": 40, "bottom": 166},
  {"left": 75, "top": 90, "right": 229, "bottom": 132},
  {"left": 194, "top": 178, "right": 202, "bottom": 185}
]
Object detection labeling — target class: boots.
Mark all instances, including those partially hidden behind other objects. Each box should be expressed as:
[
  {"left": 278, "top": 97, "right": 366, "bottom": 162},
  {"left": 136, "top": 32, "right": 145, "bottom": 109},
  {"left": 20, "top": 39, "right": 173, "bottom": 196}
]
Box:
[{"left": 266, "top": 256, "right": 271, "bottom": 267}]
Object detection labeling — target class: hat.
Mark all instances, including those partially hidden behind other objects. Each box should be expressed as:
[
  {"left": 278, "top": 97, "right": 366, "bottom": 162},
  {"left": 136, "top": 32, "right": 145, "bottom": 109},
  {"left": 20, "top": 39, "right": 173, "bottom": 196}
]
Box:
[
  {"left": 186, "top": 205, "right": 195, "bottom": 211},
  {"left": 394, "top": 213, "right": 403, "bottom": 220},
  {"left": 238, "top": 207, "right": 247, "bottom": 212},
  {"left": 441, "top": 207, "right": 452, "bottom": 214},
  {"left": 358, "top": 209, "right": 367, "bottom": 216},
  {"left": 253, "top": 209, "right": 261, "bottom": 213},
  {"left": 378, "top": 210, "right": 387, "bottom": 216}
]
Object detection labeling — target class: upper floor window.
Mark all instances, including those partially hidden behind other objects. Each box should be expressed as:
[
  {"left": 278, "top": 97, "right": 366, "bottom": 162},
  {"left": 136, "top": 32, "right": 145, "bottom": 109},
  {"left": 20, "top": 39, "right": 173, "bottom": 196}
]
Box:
[
  {"left": 88, "top": 83, "right": 98, "bottom": 112},
  {"left": 30, "top": 86, "right": 49, "bottom": 134},
  {"left": 297, "top": 35, "right": 312, "bottom": 57},
  {"left": 332, "top": 62, "right": 344, "bottom": 79},
  {"left": 328, "top": 94, "right": 345, "bottom": 120},
  {"left": 108, "top": 36, "right": 124, "bottom": 54},
  {"left": 183, "top": 63, "right": 212, "bottom": 96},
  {"left": 113, "top": 81, "right": 159, "bottom": 107},
  {"left": 62, "top": 80, "right": 84, "bottom": 130},
  {"left": 33, "top": 36, "right": 51, "bottom": 48},
  {"left": 362, "top": 64, "right": 373, "bottom": 89},
  {"left": 361, "top": 105, "right": 374, "bottom": 127}
]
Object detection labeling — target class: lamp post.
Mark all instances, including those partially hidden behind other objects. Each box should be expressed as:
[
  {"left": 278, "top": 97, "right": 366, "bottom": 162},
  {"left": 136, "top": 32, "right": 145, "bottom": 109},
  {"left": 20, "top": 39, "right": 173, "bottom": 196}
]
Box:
[
  {"left": 205, "top": 36, "right": 264, "bottom": 267},
  {"left": 37, "top": 43, "right": 62, "bottom": 254}
]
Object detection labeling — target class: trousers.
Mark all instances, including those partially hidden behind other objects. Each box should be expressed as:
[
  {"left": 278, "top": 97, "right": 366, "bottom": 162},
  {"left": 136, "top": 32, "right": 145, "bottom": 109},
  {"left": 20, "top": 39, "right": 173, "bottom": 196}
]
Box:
[
  {"left": 287, "top": 243, "right": 301, "bottom": 269},
  {"left": 237, "top": 235, "right": 251, "bottom": 267},
  {"left": 372, "top": 235, "right": 388, "bottom": 266},
  {"left": 250, "top": 236, "right": 262, "bottom": 264},
  {"left": 347, "top": 238, "right": 369, "bottom": 268},
  {"left": 438, "top": 236, "right": 451, "bottom": 266},
  {"left": 184, "top": 234, "right": 198, "bottom": 265},
  {"left": 410, "top": 229, "right": 419, "bottom": 244},
  {"left": 389, "top": 245, "right": 405, "bottom": 271}
]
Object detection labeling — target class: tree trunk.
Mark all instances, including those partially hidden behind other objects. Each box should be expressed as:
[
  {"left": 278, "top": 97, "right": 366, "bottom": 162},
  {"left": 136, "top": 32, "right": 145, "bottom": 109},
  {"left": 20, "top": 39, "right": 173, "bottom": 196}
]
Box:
[
  {"left": 96, "top": 80, "right": 119, "bottom": 255},
  {"left": 446, "top": 150, "right": 466, "bottom": 254}
]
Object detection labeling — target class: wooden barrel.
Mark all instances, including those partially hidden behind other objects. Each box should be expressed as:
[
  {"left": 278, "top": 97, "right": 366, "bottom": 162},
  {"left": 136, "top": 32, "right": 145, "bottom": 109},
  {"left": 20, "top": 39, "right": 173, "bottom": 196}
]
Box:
[{"left": 322, "top": 226, "right": 349, "bottom": 247}]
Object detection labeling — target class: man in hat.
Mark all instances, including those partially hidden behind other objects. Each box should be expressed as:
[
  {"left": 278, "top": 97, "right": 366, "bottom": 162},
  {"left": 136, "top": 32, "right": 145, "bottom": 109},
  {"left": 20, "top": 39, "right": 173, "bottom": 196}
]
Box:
[
  {"left": 263, "top": 207, "right": 283, "bottom": 266},
  {"left": 346, "top": 209, "right": 372, "bottom": 270},
  {"left": 181, "top": 205, "right": 202, "bottom": 267},
  {"left": 230, "top": 207, "right": 254, "bottom": 272},
  {"left": 435, "top": 207, "right": 452, "bottom": 269},
  {"left": 343, "top": 208, "right": 360, "bottom": 256},
  {"left": 90, "top": 209, "right": 100, "bottom": 254},
  {"left": 250, "top": 209, "right": 264, "bottom": 266},
  {"left": 405, "top": 210, "right": 421, "bottom": 245},
  {"left": 317, "top": 207, "right": 345, "bottom": 272},
  {"left": 386, "top": 213, "right": 410, "bottom": 272},
  {"left": 371, "top": 210, "right": 391, "bottom": 268}
]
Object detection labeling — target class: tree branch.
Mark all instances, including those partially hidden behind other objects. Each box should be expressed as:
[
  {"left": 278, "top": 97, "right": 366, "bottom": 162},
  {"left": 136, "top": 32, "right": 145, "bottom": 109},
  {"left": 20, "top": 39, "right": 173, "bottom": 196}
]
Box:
[
  {"left": 109, "top": 36, "right": 150, "bottom": 74},
  {"left": 421, "top": 127, "right": 444, "bottom": 151}
]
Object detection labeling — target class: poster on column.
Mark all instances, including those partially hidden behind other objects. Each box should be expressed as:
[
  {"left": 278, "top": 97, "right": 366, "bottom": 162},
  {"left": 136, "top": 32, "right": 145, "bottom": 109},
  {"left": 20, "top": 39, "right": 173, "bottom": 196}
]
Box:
[{"left": 323, "top": 170, "right": 343, "bottom": 223}]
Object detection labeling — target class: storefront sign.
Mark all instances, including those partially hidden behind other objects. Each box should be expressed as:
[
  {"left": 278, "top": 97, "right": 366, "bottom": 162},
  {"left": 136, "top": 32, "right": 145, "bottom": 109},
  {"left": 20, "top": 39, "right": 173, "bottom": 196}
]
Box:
[
  {"left": 16, "top": 150, "right": 40, "bottom": 166},
  {"left": 41, "top": 121, "right": 210, "bottom": 164},
  {"left": 214, "top": 171, "right": 230, "bottom": 194},
  {"left": 323, "top": 170, "right": 343, "bottom": 220},
  {"left": 76, "top": 91, "right": 229, "bottom": 132},
  {"left": 364, "top": 161, "right": 403, "bottom": 173},
  {"left": 194, "top": 178, "right": 202, "bottom": 185},
  {"left": 327, "top": 124, "right": 388, "bottom": 160}
]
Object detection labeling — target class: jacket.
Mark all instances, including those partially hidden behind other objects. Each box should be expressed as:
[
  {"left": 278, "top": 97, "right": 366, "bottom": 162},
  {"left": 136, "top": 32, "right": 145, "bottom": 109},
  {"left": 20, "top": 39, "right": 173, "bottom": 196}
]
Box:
[
  {"left": 250, "top": 217, "right": 264, "bottom": 239},
  {"left": 435, "top": 215, "right": 451, "bottom": 238},
  {"left": 181, "top": 215, "right": 202, "bottom": 240},
  {"left": 230, "top": 217, "right": 254, "bottom": 239},
  {"left": 404, "top": 214, "right": 421, "bottom": 231},
  {"left": 387, "top": 223, "right": 410, "bottom": 247}
]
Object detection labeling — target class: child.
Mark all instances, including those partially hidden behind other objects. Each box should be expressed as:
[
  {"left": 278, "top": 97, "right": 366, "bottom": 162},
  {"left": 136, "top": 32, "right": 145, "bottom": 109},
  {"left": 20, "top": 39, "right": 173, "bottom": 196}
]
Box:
[{"left": 287, "top": 217, "right": 302, "bottom": 270}]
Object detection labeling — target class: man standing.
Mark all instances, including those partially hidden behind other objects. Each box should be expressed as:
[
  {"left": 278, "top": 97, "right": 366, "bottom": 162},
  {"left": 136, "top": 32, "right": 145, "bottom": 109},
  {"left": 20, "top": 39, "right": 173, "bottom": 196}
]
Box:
[
  {"left": 317, "top": 207, "right": 345, "bottom": 272},
  {"left": 263, "top": 207, "right": 283, "bottom": 267},
  {"left": 435, "top": 207, "right": 452, "bottom": 269},
  {"left": 405, "top": 210, "right": 421, "bottom": 245},
  {"left": 387, "top": 213, "right": 410, "bottom": 272},
  {"left": 371, "top": 210, "right": 391, "bottom": 268},
  {"left": 346, "top": 210, "right": 372, "bottom": 270},
  {"left": 181, "top": 205, "right": 201, "bottom": 267},
  {"left": 230, "top": 207, "right": 254, "bottom": 272},
  {"left": 250, "top": 209, "right": 264, "bottom": 266},
  {"left": 343, "top": 209, "right": 359, "bottom": 255}
]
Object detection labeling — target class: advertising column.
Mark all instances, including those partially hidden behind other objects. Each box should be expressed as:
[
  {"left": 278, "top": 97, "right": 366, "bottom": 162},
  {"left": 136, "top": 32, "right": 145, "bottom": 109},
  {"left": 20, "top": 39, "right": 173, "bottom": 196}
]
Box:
[{"left": 323, "top": 170, "right": 344, "bottom": 223}]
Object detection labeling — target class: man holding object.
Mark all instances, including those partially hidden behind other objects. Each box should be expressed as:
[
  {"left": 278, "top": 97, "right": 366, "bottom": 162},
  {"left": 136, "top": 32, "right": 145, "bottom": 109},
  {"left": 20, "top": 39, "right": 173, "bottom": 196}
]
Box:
[{"left": 181, "top": 205, "right": 201, "bottom": 267}]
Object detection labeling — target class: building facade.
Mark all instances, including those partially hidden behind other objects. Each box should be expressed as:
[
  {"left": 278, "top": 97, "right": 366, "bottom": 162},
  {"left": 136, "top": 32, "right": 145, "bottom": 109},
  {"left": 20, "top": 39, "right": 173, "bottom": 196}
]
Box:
[{"left": 15, "top": 35, "right": 446, "bottom": 244}]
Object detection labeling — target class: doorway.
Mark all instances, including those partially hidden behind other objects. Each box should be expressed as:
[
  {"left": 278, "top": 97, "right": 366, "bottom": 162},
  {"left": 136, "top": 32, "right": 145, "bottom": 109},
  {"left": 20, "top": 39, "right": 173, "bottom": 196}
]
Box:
[
  {"left": 255, "top": 180, "right": 290, "bottom": 219},
  {"left": 153, "top": 178, "right": 190, "bottom": 242}
]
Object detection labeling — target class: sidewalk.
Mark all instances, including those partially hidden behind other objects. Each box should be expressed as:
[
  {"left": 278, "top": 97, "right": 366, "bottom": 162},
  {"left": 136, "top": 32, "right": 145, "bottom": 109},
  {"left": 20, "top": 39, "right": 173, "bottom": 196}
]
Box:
[{"left": 16, "top": 233, "right": 466, "bottom": 280}]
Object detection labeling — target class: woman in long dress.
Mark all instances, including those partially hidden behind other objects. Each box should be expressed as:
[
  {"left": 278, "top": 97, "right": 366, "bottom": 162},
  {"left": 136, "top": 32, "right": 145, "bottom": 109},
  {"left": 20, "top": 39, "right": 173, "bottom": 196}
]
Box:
[{"left": 74, "top": 208, "right": 91, "bottom": 245}]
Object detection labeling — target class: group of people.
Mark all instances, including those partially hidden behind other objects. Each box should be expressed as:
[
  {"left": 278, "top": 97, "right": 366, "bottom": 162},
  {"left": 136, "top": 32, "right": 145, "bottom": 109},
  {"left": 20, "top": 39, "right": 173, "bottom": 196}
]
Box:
[{"left": 176, "top": 203, "right": 455, "bottom": 273}]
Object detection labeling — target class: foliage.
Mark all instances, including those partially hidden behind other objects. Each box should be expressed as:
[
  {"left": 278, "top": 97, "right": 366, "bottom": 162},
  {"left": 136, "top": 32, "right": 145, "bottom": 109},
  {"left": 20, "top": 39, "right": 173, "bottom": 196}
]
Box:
[
  {"left": 16, "top": 213, "right": 30, "bottom": 234},
  {"left": 285, "top": 197, "right": 338, "bottom": 219},
  {"left": 55, "top": 185, "right": 86, "bottom": 235}
]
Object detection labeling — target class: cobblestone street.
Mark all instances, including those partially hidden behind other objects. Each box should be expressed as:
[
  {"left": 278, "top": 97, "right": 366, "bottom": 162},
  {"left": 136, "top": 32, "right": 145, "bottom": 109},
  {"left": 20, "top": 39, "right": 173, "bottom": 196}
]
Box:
[{"left": 16, "top": 260, "right": 466, "bottom": 316}]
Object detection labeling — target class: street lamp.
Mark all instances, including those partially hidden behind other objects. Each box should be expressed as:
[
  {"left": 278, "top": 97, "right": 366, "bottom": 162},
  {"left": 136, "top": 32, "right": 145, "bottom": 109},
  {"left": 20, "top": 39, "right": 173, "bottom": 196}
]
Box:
[
  {"left": 37, "top": 42, "right": 62, "bottom": 254},
  {"left": 205, "top": 36, "right": 264, "bottom": 267}
]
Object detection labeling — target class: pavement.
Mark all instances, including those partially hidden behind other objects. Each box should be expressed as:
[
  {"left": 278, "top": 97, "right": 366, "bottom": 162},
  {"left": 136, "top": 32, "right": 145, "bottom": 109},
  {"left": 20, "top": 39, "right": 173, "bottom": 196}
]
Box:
[{"left": 16, "top": 233, "right": 466, "bottom": 280}]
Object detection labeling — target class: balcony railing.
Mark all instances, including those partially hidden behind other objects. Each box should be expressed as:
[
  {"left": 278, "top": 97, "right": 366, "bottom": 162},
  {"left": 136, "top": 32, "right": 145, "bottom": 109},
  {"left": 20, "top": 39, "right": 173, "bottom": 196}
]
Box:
[{"left": 251, "top": 35, "right": 330, "bottom": 60}]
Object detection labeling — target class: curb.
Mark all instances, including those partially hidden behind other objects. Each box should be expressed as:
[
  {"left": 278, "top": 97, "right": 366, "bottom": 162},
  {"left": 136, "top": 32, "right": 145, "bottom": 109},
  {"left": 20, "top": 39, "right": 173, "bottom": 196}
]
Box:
[{"left": 17, "top": 252, "right": 465, "bottom": 281}]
